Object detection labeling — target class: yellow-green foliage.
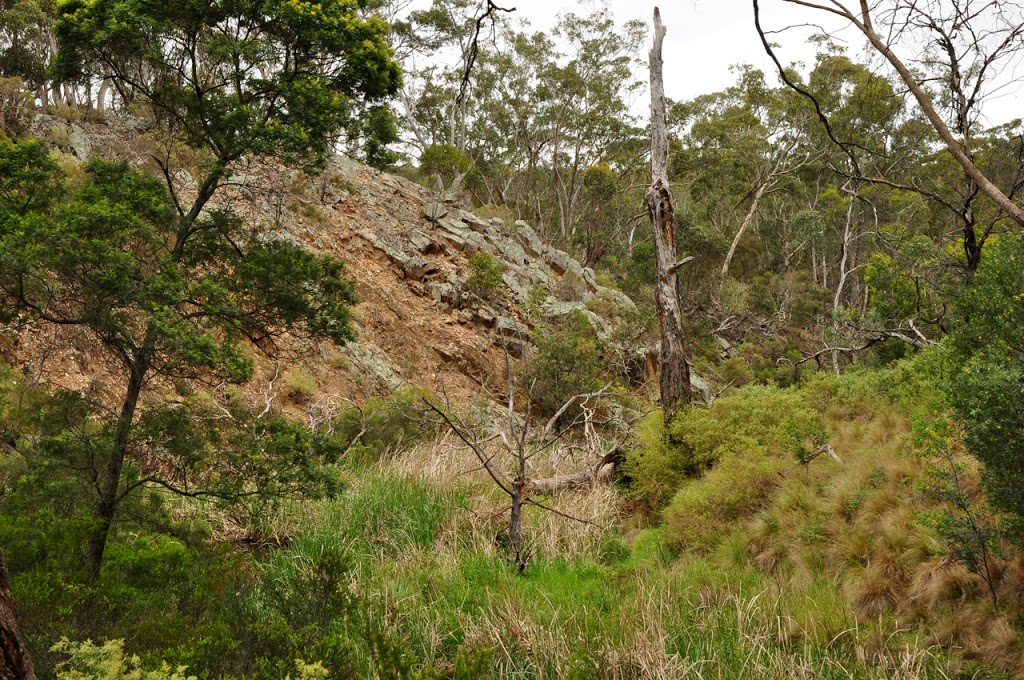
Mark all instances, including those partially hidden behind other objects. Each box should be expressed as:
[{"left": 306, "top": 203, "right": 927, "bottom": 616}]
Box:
[
  {"left": 665, "top": 453, "right": 789, "bottom": 550},
  {"left": 623, "top": 411, "right": 679, "bottom": 510},
  {"left": 285, "top": 367, "right": 317, "bottom": 404},
  {"left": 472, "top": 203, "right": 515, "bottom": 224},
  {"left": 51, "top": 639, "right": 197, "bottom": 680},
  {"left": 669, "top": 385, "right": 826, "bottom": 467},
  {"left": 628, "top": 384, "right": 826, "bottom": 520}
]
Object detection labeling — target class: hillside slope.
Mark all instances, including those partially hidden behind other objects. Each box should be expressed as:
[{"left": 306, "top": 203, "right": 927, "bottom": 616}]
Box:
[{"left": 3, "top": 115, "right": 638, "bottom": 411}]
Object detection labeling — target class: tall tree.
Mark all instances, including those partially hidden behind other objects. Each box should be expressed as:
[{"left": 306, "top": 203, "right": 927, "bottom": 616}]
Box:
[
  {"left": 647, "top": 7, "right": 690, "bottom": 418},
  {"left": 0, "top": 143, "right": 355, "bottom": 580},
  {"left": 44, "top": 0, "right": 402, "bottom": 577},
  {"left": 754, "top": 0, "right": 1024, "bottom": 229}
]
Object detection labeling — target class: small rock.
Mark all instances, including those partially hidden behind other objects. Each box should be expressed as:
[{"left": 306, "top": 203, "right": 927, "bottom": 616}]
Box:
[
  {"left": 496, "top": 317, "right": 530, "bottom": 340},
  {"left": 476, "top": 306, "right": 498, "bottom": 326},
  {"left": 437, "top": 218, "right": 470, "bottom": 237},
  {"left": 403, "top": 256, "right": 428, "bottom": 281},
  {"left": 690, "top": 373, "right": 714, "bottom": 403},
  {"left": 545, "top": 247, "right": 571, "bottom": 275},
  {"left": 461, "top": 213, "right": 492, "bottom": 233},
  {"left": 424, "top": 202, "right": 448, "bottom": 221},
  {"left": 409, "top": 230, "right": 436, "bottom": 254}
]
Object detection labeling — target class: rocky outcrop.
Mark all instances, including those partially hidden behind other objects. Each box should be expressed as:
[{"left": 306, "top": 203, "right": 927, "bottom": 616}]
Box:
[{"left": 8, "top": 115, "right": 647, "bottom": 408}]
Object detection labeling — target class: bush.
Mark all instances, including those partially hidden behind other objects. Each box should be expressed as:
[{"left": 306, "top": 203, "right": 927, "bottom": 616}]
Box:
[
  {"left": 627, "top": 384, "right": 827, "bottom": 518},
  {"left": 524, "top": 310, "right": 604, "bottom": 422},
  {"left": 669, "top": 385, "right": 826, "bottom": 471},
  {"left": 331, "top": 388, "right": 439, "bottom": 464},
  {"left": 285, "top": 368, "right": 317, "bottom": 404},
  {"left": 466, "top": 252, "right": 507, "bottom": 299},
  {"left": 419, "top": 144, "right": 475, "bottom": 191},
  {"left": 51, "top": 638, "right": 198, "bottom": 680},
  {"left": 623, "top": 412, "right": 681, "bottom": 510},
  {"left": 664, "top": 453, "right": 789, "bottom": 551},
  {"left": 947, "top": 233, "right": 1024, "bottom": 539}
]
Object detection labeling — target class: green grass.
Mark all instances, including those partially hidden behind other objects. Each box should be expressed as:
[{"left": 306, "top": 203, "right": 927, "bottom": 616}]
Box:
[{"left": 12, "top": 351, "right": 1018, "bottom": 678}]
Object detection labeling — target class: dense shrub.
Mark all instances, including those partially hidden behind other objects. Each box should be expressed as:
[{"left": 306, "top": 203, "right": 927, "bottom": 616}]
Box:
[
  {"left": 466, "top": 252, "right": 507, "bottom": 299},
  {"left": 524, "top": 310, "right": 604, "bottom": 422},
  {"left": 947, "top": 233, "right": 1024, "bottom": 539},
  {"left": 627, "top": 384, "right": 827, "bottom": 523},
  {"left": 419, "top": 144, "right": 475, "bottom": 190}
]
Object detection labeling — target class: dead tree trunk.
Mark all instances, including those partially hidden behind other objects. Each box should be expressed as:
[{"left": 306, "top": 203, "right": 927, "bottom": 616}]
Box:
[
  {"left": 0, "top": 550, "right": 36, "bottom": 680},
  {"left": 646, "top": 7, "right": 691, "bottom": 421}
]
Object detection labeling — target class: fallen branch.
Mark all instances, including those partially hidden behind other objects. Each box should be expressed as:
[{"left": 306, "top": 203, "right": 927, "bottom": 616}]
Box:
[{"left": 526, "top": 448, "right": 624, "bottom": 494}]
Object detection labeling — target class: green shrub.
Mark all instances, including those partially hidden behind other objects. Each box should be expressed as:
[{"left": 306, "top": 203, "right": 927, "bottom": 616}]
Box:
[
  {"left": 51, "top": 638, "right": 197, "bottom": 680},
  {"left": 669, "top": 385, "right": 826, "bottom": 471},
  {"left": 332, "top": 388, "right": 439, "bottom": 464},
  {"left": 285, "top": 368, "right": 317, "bottom": 404},
  {"left": 664, "top": 452, "right": 789, "bottom": 550},
  {"left": 466, "top": 252, "right": 507, "bottom": 298},
  {"left": 946, "top": 233, "right": 1024, "bottom": 539},
  {"left": 623, "top": 411, "right": 683, "bottom": 511},
  {"left": 627, "top": 384, "right": 826, "bottom": 518},
  {"left": 419, "top": 144, "right": 475, "bottom": 190},
  {"left": 524, "top": 310, "right": 604, "bottom": 422}
]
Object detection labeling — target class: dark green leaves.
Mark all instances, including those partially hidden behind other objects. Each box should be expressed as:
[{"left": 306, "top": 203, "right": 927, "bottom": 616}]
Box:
[
  {"left": 0, "top": 138, "right": 357, "bottom": 379},
  {"left": 948, "top": 234, "right": 1024, "bottom": 536},
  {"left": 54, "top": 0, "right": 402, "bottom": 170}
]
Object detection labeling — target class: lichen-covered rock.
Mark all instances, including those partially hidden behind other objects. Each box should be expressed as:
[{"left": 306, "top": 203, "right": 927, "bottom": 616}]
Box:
[{"left": 424, "top": 202, "right": 448, "bottom": 221}]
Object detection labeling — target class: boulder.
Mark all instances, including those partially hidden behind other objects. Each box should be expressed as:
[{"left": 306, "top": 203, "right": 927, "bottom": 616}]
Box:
[
  {"left": 403, "top": 256, "right": 428, "bottom": 281},
  {"left": 496, "top": 317, "right": 530, "bottom": 341},
  {"left": 544, "top": 246, "right": 572, "bottom": 275}
]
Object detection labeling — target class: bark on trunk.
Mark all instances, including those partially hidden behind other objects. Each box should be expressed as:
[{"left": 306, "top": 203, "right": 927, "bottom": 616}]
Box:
[
  {"left": 509, "top": 483, "right": 525, "bottom": 571},
  {"left": 0, "top": 550, "right": 36, "bottom": 680},
  {"left": 84, "top": 360, "right": 147, "bottom": 581},
  {"left": 647, "top": 8, "right": 691, "bottom": 421}
]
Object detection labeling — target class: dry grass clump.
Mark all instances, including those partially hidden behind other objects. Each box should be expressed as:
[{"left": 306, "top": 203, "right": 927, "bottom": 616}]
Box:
[{"left": 698, "top": 395, "right": 1024, "bottom": 677}]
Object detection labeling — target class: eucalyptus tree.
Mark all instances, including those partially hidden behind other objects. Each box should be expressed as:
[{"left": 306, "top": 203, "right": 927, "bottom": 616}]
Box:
[
  {"left": 10, "top": 0, "right": 403, "bottom": 578},
  {"left": 670, "top": 66, "right": 820, "bottom": 277},
  {"left": 753, "top": 0, "right": 1024, "bottom": 231},
  {"left": 455, "top": 8, "right": 646, "bottom": 242}
]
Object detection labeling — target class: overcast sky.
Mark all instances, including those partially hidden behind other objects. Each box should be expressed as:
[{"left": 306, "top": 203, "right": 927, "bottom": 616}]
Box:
[{"left": 483, "top": 0, "right": 1022, "bottom": 127}]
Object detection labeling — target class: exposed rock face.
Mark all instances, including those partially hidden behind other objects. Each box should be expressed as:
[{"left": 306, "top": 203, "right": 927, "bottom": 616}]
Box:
[
  {"left": 4, "top": 116, "right": 642, "bottom": 409},
  {"left": 242, "top": 153, "right": 639, "bottom": 402}
]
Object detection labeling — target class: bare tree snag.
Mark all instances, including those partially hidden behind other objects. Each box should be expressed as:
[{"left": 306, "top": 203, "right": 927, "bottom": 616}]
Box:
[
  {"left": 0, "top": 551, "right": 36, "bottom": 680},
  {"left": 646, "top": 7, "right": 691, "bottom": 420}
]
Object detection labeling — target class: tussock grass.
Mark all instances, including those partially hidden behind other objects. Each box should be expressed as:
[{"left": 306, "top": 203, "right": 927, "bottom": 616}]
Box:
[{"left": 234, "top": 352, "right": 1023, "bottom": 677}]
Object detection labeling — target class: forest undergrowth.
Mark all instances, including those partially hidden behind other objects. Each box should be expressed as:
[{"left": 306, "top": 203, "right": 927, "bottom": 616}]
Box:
[{"left": 8, "top": 352, "right": 1018, "bottom": 679}]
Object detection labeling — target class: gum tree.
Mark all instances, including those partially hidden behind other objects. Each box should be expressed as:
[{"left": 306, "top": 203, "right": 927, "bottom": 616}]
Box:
[
  {"left": 0, "top": 138, "right": 358, "bottom": 579},
  {"left": 38, "top": 0, "right": 403, "bottom": 578}
]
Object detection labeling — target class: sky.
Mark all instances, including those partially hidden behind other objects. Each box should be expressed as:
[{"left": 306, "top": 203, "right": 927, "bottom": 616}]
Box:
[{"left": 472, "top": 0, "right": 1023, "bottom": 127}]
